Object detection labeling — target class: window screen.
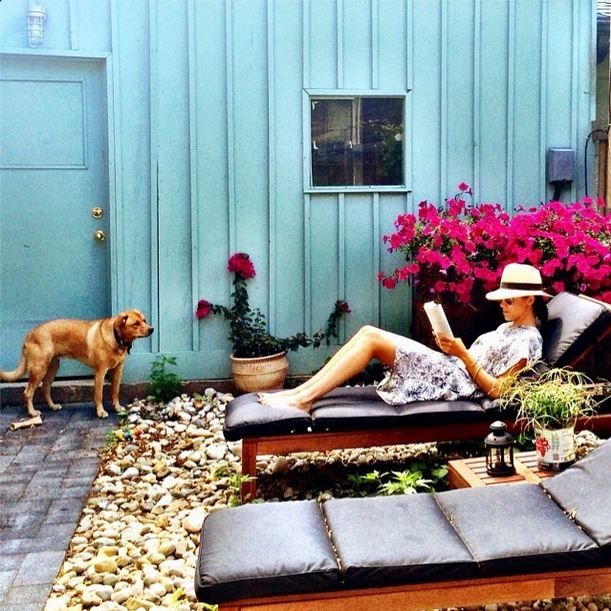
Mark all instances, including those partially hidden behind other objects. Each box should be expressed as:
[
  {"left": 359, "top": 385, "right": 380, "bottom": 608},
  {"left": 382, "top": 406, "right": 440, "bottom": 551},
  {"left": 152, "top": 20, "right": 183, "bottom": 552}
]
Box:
[{"left": 311, "top": 96, "right": 404, "bottom": 187}]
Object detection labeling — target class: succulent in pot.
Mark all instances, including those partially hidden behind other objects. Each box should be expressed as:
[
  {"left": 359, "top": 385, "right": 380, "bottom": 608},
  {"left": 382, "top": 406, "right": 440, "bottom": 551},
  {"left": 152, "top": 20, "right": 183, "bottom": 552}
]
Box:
[{"left": 499, "top": 367, "right": 599, "bottom": 471}]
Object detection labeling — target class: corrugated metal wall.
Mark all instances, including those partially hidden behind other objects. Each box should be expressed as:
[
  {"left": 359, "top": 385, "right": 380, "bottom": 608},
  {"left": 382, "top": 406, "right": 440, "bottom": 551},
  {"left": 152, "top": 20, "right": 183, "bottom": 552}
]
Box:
[{"left": 0, "top": 0, "right": 596, "bottom": 381}]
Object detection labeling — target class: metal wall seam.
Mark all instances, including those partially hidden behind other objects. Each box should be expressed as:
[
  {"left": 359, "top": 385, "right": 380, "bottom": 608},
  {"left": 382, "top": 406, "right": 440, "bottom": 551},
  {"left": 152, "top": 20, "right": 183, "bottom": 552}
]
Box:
[
  {"left": 69, "top": 0, "right": 79, "bottom": 51},
  {"left": 225, "top": 0, "right": 236, "bottom": 257},
  {"left": 267, "top": 0, "right": 277, "bottom": 332},
  {"left": 506, "top": 0, "right": 516, "bottom": 211},
  {"left": 406, "top": 0, "right": 413, "bottom": 201},
  {"left": 187, "top": 0, "right": 199, "bottom": 350},
  {"left": 539, "top": 0, "right": 548, "bottom": 203},
  {"left": 303, "top": 0, "right": 312, "bottom": 334},
  {"left": 570, "top": 0, "right": 580, "bottom": 201},
  {"left": 372, "top": 192, "right": 380, "bottom": 325},
  {"left": 473, "top": 0, "right": 481, "bottom": 204},
  {"left": 371, "top": 0, "right": 379, "bottom": 90},
  {"left": 338, "top": 192, "right": 346, "bottom": 341},
  {"left": 440, "top": 0, "right": 448, "bottom": 199},
  {"left": 337, "top": 0, "right": 344, "bottom": 89},
  {"left": 149, "top": 0, "right": 160, "bottom": 352}
]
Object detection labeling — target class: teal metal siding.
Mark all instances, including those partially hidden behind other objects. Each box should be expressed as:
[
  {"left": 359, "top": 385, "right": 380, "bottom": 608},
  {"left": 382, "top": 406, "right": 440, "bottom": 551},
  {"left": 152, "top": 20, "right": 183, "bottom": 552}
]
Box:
[{"left": 0, "top": 0, "right": 596, "bottom": 382}]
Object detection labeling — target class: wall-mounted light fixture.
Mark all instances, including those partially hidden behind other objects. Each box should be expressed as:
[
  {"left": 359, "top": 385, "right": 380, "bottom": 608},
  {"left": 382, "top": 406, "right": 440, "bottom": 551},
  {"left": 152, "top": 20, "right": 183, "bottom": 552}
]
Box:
[{"left": 27, "top": 5, "right": 47, "bottom": 48}]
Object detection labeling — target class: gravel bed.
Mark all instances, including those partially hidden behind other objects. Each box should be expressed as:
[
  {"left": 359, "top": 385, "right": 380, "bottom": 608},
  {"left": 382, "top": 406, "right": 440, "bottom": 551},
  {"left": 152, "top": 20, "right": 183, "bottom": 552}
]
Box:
[{"left": 45, "top": 390, "right": 609, "bottom": 611}]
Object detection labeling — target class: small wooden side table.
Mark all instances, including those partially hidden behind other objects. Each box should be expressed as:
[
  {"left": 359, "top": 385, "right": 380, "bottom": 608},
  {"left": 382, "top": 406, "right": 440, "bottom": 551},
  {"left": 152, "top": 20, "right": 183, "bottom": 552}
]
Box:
[{"left": 447, "top": 450, "right": 555, "bottom": 489}]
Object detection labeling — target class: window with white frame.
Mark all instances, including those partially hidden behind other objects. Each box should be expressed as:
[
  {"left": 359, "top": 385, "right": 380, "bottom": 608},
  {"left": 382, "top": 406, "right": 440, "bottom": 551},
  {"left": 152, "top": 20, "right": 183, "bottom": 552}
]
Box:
[{"left": 310, "top": 96, "right": 404, "bottom": 188}]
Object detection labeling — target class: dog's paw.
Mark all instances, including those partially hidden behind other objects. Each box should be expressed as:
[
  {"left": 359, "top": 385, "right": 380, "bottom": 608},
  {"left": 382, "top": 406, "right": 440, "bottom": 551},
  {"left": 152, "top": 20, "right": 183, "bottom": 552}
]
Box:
[
  {"left": 49, "top": 402, "right": 62, "bottom": 411},
  {"left": 96, "top": 409, "right": 109, "bottom": 419},
  {"left": 27, "top": 409, "right": 41, "bottom": 418},
  {"left": 112, "top": 403, "right": 125, "bottom": 413}
]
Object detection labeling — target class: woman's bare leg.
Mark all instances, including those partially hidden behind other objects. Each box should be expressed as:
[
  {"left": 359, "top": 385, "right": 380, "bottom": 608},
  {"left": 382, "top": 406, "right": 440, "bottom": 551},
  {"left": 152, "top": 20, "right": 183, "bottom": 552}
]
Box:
[{"left": 258, "top": 326, "right": 398, "bottom": 412}]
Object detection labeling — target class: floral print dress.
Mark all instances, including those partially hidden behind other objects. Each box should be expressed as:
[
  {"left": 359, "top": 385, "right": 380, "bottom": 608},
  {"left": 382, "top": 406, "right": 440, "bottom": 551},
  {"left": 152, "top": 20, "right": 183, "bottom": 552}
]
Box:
[{"left": 376, "top": 323, "right": 543, "bottom": 405}]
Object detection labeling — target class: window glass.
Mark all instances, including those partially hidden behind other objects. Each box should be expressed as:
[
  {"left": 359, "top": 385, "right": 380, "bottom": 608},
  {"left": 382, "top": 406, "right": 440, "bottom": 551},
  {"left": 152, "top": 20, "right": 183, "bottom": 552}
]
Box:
[{"left": 311, "top": 97, "right": 404, "bottom": 187}]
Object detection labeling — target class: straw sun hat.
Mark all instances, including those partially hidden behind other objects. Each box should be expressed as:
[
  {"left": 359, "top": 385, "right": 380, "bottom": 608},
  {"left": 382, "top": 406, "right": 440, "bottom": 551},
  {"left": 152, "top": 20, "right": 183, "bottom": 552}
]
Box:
[{"left": 485, "top": 263, "right": 552, "bottom": 301}]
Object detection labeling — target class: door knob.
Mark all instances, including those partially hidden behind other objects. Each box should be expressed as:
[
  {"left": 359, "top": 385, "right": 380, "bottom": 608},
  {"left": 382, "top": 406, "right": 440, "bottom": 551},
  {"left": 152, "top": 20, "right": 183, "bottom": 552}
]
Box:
[
  {"left": 94, "top": 230, "right": 106, "bottom": 242},
  {"left": 92, "top": 207, "right": 104, "bottom": 219}
]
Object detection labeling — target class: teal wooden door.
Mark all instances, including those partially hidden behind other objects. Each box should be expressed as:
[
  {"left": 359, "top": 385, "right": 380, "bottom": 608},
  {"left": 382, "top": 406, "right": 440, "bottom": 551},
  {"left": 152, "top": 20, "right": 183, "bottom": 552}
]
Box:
[{"left": 0, "top": 55, "right": 110, "bottom": 376}]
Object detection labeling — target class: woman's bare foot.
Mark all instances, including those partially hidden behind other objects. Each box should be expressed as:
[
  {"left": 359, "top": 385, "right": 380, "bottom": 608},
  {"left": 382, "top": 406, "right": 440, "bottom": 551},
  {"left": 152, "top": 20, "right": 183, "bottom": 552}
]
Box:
[{"left": 257, "top": 391, "right": 312, "bottom": 413}]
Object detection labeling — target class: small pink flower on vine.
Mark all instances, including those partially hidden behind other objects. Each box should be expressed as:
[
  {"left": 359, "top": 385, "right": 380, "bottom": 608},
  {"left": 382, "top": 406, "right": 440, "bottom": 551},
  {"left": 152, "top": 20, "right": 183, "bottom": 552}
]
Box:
[
  {"left": 458, "top": 181, "right": 473, "bottom": 195},
  {"left": 195, "top": 299, "right": 213, "bottom": 319}
]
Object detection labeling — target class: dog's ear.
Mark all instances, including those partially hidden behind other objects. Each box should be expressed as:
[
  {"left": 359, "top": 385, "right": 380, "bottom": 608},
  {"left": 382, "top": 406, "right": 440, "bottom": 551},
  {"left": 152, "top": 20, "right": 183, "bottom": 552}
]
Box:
[{"left": 121, "top": 314, "right": 129, "bottom": 327}]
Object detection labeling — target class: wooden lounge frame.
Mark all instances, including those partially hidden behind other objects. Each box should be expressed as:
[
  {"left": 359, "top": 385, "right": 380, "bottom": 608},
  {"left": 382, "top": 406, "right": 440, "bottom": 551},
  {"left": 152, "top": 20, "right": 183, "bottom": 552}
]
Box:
[
  {"left": 240, "top": 413, "right": 611, "bottom": 502},
  {"left": 217, "top": 566, "right": 611, "bottom": 610}
]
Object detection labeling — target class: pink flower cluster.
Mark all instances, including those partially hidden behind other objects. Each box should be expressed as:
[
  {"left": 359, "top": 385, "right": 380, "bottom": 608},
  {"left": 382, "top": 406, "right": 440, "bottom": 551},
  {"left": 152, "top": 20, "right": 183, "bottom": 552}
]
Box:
[
  {"left": 379, "top": 184, "right": 611, "bottom": 304},
  {"left": 227, "top": 252, "right": 256, "bottom": 279}
]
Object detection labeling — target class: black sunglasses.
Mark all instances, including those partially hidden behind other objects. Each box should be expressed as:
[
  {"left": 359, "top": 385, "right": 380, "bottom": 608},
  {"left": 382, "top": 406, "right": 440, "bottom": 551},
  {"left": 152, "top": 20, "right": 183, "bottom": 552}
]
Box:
[{"left": 501, "top": 298, "right": 514, "bottom": 305}]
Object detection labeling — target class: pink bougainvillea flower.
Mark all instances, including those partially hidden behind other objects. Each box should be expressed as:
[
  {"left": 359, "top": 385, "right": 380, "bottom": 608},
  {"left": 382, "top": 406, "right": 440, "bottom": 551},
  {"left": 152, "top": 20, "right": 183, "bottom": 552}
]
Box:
[
  {"left": 458, "top": 182, "right": 472, "bottom": 195},
  {"left": 227, "top": 252, "right": 256, "bottom": 279},
  {"left": 382, "top": 277, "right": 398, "bottom": 289},
  {"left": 195, "top": 299, "right": 212, "bottom": 319},
  {"left": 335, "top": 300, "right": 351, "bottom": 313}
]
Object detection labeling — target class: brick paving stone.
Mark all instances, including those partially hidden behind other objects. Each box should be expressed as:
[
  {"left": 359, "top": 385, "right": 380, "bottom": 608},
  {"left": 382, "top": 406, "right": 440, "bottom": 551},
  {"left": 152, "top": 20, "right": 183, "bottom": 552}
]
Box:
[
  {"left": 1, "top": 499, "right": 52, "bottom": 515},
  {"left": 0, "top": 482, "right": 29, "bottom": 501},
  {"left": 66, "top": 458, "right": 100, "bottom": 478},
  {"left": 5, "top": 583, "right": 54, "bottom": 604},
  {"left": 0, "top": 454, "right": 14, "bottom": 471},
  {"left": 42, "top": 498, "right": 86, "bottom": 524},
  {"left": 59, "top": 484, "right": 95, "bottom": 499},
  {"left": 0, "top": 555, "right": 26, "bottom": 571},
  {"left": 13, "top": 551, "right": 66, "bottom": 586},
  {"left": 0, "top": 570, "right": 16, "bottom": 593},
  {"left": 4, "top": 511, "right": 48, "bottom": 535}
]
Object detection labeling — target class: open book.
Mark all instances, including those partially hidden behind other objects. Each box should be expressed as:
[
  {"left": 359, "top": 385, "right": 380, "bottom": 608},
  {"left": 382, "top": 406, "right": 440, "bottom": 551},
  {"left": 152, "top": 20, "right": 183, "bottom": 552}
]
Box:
[{"left": 423, "top": 301, "right": 454, "bottom": 338}]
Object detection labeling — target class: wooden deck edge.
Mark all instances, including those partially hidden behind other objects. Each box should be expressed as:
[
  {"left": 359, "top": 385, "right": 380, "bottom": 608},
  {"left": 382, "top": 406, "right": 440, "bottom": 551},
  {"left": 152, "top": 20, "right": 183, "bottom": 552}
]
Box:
[
  {"left": 239, "top": 414, "right": 611, "bottom": 501},
  {"left": 216, "top": 566, "right": 611, "bottom": 611}
]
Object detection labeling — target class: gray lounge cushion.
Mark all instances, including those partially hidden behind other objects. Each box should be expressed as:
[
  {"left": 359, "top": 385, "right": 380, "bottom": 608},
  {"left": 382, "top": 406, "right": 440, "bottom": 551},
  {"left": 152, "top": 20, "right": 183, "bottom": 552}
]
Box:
[
  {"left": 323, "top": 494, "right": 476, "bottom": 588},
  {"left": 434, "top": 484, "right": 601, "bottom": 575},
  {"left": 543, "top": 292, "right": 610, "bottom": 367},
  {"left": 195, "top": 500, "right": 340, "bottom": 603},
  {"left": 224, "top": 385, "right": 486, "bottom": 441},
  {"left": 541, "top": 440, "right": 611, "bottom": 547}
]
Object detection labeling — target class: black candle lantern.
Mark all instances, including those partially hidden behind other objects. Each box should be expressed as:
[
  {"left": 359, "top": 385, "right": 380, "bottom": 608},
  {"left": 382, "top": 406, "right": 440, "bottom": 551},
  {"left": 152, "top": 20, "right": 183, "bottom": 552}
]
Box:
[{"left": 485, "top": 420, "right": 516, "bottom": 476}]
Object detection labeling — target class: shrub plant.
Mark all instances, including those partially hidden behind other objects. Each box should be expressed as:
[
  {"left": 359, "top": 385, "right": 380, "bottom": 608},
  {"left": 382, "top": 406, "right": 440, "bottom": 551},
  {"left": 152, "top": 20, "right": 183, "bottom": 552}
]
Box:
[
  {"left": 379, "top": 184, "right": 611, "bottom": 304},
  {"left": 196, "top": 252, "right": 350, "bottom": 358}
]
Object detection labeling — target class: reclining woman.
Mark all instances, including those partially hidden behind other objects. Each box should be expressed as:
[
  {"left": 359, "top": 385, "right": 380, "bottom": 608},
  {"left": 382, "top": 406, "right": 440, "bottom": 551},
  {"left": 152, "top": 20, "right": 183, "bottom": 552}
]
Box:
[{"left": 258, "top": 263, "right": 550, "bottom": 413}]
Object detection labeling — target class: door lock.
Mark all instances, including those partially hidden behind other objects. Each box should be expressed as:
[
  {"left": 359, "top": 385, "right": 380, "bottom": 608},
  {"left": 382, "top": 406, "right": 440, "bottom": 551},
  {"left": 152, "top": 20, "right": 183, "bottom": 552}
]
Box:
[
  {"left": 94, "top": 230, "right": 106, "bottom": 242},
  {"left": 92, "top": 207, "right": 104, "bottom": 219}
]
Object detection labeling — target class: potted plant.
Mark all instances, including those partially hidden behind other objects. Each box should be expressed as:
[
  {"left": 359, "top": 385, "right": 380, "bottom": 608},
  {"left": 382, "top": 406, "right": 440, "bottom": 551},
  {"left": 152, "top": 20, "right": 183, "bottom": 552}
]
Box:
[
  {"left": 196, "top": 253, "right": 350, "bottom": 393},
  {"left": 499, "top": 367, "right": 599, "bottom": 471},
  {"left": 378, "top": 184, "right": 611, "bottom": 345}
]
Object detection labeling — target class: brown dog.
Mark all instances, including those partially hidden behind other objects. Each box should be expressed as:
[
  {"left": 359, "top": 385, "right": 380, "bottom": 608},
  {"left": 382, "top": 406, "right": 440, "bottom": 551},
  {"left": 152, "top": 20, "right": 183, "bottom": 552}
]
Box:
[{"left": 0, "top": 310, "right": 154, "bottom": 419}]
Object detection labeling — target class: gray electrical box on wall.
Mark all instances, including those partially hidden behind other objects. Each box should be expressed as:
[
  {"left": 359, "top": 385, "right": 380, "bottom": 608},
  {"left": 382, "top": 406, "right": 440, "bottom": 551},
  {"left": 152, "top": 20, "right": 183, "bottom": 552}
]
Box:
[{"left": 546, "top": 147, "right": 575, "bottom": 182}]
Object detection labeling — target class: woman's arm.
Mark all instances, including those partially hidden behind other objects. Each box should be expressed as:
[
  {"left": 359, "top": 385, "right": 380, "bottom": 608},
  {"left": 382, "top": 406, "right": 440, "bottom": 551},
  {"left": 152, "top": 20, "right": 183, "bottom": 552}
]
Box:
[{"left": 435, "top": 334, "right": 527, "bottom": 398}]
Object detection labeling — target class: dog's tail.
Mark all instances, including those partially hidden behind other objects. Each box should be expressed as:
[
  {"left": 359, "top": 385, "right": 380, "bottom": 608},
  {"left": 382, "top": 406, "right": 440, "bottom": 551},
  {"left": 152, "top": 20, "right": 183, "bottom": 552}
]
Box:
[{"left": 0, "top": 354, "right": 27, "bottom": 382}]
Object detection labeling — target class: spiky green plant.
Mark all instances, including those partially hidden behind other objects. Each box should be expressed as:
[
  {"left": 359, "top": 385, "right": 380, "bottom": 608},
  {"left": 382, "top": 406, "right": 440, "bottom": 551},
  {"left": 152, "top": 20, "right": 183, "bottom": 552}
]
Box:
[{"left": 499, "top": 367, "right": 598, "bottom": 431}]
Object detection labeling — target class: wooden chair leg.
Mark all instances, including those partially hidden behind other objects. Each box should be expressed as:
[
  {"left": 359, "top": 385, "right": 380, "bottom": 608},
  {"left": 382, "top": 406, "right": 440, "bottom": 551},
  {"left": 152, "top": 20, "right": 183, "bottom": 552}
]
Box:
[{"left": 241, "top": 439, "right": 257, "bottom": 503}]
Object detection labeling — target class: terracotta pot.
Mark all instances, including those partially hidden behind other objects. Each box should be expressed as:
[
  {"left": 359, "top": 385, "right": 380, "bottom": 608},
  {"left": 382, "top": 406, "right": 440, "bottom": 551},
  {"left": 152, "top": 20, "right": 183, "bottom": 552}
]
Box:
[
  {"left": 535, "top": 426, "right": 576, "bottom": 471},
  {"left": 230, "top": 352, "right": 289, "bottom": 394}
]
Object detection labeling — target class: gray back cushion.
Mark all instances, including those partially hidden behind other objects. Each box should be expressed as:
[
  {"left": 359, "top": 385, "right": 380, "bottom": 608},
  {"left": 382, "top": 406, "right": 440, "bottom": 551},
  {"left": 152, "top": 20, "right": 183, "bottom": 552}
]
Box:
[
  {"left": 543, "top": 292, "right": 610, "bottom": 367},
  {"left": 541, "top": 440, "right": 611, "bottom": 547}
]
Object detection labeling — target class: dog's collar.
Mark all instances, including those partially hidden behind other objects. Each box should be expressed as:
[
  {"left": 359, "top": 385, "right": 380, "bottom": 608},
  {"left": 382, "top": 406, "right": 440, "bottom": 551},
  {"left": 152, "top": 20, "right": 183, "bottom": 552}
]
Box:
[{"left": 113, "top": 326, "right": 132, "bottom": 353}]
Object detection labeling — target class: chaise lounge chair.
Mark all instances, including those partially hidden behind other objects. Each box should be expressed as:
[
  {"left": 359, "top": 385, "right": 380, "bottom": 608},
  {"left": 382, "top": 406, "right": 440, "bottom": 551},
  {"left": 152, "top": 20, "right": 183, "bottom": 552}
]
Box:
[
  {"left": 224, "top": 292, "right": 611, "bottom": 502},
  {"left": 195, "top": 438, "right": 611, "bottom": 610}
]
